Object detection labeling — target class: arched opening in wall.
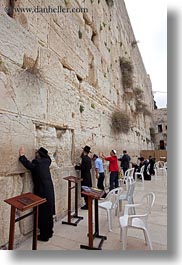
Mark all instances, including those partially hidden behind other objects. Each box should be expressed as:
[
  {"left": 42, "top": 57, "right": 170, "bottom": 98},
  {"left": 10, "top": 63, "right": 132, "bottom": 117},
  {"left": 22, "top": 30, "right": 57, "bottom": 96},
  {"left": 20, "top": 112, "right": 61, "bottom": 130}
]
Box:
[{"left": 159, "top": 140, "right": 165, "bottom": 150}]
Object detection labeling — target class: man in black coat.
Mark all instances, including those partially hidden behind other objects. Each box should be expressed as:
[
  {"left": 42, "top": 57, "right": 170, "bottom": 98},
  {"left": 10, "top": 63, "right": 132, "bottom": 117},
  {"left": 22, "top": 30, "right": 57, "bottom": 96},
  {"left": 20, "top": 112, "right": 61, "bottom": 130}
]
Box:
[
  {"left": 118, "top": 150, "right": 131, "bottom": 174},
  {"left": 19, "top": 146, "right": 55, "bottom": 241},
  {"left": 75, "top": 145, "right": 92, "bottom": 210}
]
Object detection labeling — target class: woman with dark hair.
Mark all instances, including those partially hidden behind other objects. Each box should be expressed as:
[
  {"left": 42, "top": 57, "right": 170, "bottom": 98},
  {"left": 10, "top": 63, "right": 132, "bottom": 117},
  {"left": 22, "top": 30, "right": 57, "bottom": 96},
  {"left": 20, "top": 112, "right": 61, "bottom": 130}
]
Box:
[{"left": 19, "top": 146, "right": 55, "bottom": 242}]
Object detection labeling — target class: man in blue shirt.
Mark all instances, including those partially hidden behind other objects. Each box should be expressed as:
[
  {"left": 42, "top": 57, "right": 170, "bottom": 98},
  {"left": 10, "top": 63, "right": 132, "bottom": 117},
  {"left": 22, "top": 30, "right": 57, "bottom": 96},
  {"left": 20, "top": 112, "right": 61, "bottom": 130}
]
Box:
[{"left": 93, "top": 154, "right": 105, "bottom": 191}]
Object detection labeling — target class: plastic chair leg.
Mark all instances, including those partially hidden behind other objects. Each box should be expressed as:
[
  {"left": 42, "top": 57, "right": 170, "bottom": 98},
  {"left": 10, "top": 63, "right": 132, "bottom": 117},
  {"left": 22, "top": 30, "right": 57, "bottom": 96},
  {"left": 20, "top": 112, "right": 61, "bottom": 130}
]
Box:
[
  {"left": 107, "top": 210, "right": 112, "bottom": 232},
  {"left": 122, "top": 227, "right": 127, "bottom": 250},
  {"left": 143, "top": 229, "right": 153, "bottom": 250},
  {"left": 119, "top": 200, "right": 122, "bottom": 212}
]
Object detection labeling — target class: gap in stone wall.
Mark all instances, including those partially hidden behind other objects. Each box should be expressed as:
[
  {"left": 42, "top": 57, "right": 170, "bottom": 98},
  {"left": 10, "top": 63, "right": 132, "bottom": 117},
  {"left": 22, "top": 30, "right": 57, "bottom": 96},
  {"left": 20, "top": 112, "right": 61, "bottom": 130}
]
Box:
[{"left": 88, "top": 49, "right": 96, "bottom": 87}]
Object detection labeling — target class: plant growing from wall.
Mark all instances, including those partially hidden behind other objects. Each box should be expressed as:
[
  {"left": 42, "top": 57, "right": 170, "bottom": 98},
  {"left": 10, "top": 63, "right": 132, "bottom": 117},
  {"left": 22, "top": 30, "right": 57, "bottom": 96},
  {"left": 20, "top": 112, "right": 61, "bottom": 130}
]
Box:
[
  {"left": 133, "top": 87, "right": 152, "bottom": 117},
  {"left": 78, "top": 29, "right": 83, "bottom": 39},
  {"left": 91, "top": 103, "right": 95, "bottom": 109},
  {"left": 119, "top": 57, "right": 133, "bottom": 90},
  {"left": 131, "top": 40, "right": 139, "bottom": 48},
  {"left": 133, "top": 87, "right": 144, "bottom": 100},
  {"left": 79, "top": 105, "right": 84, "bottom": 113},
  {"left": 111, "top": 110, "right": 130, "bottom": 134},
  {"left": 64, "top": 0, "right": 69, "bottom": 6}
]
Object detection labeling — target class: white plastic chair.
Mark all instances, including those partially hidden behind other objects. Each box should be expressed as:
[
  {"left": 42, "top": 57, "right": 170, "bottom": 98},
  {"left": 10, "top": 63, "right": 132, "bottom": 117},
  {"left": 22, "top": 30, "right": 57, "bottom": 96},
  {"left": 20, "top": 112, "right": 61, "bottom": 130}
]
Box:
[
  {"left": 119, "top": 168, "right": 134, "bottom": 186},
  {"left": 125, "top": 168, "right": 135, "bottom": 179},
  {"left": 119, "top": 192, "right": 155, "bottom": 250},
  {"left": 118, "top": 177, "right": 136, "bottom": 212},
  {"left": 98, "top": 187, "right": 123, "bottom": 232},
  {"left": 154, "top": 161, "right": 167, "bottom": 176},
  {"left": 135, "top": 165, "right": 145, "bottom": 182}
]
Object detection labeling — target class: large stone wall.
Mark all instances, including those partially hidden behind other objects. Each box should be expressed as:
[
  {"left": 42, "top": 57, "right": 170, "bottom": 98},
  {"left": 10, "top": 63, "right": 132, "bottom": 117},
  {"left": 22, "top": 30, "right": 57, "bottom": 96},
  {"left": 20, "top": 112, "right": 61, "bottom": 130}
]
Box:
[{"left": 0, "top": 0, "right": 154, "bottom": 247}]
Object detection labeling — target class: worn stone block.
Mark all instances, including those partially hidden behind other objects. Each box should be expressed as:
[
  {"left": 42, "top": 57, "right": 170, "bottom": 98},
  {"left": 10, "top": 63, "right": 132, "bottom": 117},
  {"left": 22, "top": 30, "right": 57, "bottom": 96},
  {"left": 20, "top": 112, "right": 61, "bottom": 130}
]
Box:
[
  {"left": 0, "top": 114, "right": 35, "bottom": 175},
  {"left": 0, "top": 12, "right": 38, "bottom": 66}
]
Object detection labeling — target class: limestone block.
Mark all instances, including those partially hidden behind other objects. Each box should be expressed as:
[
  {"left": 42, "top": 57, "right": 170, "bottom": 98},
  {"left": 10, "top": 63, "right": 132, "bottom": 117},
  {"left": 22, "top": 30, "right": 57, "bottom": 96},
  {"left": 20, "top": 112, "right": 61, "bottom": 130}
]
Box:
[
  {"left": 21, "top": 172, "right": 34, "bottom": 193},
  {"left": 47, "top": 85, "right": 80, "bottom": 127},
  {"left": 13, "top": 0, "right": 50, "bottom": 44},
  {"left": 63, "top": 67, "right": 80, "bottom": 90},
  {"left": 0, "top": 175, "right": 23, "bottom": 246},
  {"left": 35, "top": 125, "right": 58, "bottom": 167},
  {"left": 39, "top": 47, "right": 65, "bottom": 88},
  {"left": 0, "top": 12, "right": 38, "bottom": 66},
  {"left": 51, "top": 166, "right": 81, "bottom": 218},
  {"left": 0, "top": 68, "right": 19, "bottom": 114},
  {"left": 49, "top": 17, "right": 89, "bottom": 79},
  {"left": 51, "top": 167, "right": 69, "bottom": 217},
  {"left": 0, "top": 0, "right": 8, "bottom": 10},
  {"left": 6, "top": 63, "right": 48, "bottom": 120},
  {"left": 0, "top": 114, "right": 35, "bottom": 175}
]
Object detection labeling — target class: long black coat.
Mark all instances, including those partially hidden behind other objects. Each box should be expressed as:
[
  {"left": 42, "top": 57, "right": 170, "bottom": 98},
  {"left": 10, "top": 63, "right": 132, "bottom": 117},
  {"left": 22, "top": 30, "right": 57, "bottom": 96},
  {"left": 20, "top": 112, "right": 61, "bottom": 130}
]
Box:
[
  {"left": 80, "top": 155, "right": 92, "bottom": 187},
  {"left": 119, "top": 154, "right": 131, "bottom": 170},
  {"left": 19, "top": 155, "right": 55, "bottom": 216}
]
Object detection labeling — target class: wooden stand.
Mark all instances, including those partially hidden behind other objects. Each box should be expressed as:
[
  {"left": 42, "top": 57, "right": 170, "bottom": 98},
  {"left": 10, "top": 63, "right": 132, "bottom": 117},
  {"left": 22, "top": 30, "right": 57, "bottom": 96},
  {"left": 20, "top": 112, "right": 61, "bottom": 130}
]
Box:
[
  {"left": 80, "top": 188, "right": 107, "bottom": 250},
  {"left": 62, "top": 176, "right": 83, "bottom": 226},
  {"left": 4, "top": 192, "right": 46, "bottom": 250}
]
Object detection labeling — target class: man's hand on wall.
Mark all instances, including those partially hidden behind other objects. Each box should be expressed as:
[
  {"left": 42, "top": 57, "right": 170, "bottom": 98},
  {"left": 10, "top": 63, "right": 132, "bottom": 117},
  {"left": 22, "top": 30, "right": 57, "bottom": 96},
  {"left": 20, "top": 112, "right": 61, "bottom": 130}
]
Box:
[{"left": 19, "top": 146, "right": 25, "bottom": 156}]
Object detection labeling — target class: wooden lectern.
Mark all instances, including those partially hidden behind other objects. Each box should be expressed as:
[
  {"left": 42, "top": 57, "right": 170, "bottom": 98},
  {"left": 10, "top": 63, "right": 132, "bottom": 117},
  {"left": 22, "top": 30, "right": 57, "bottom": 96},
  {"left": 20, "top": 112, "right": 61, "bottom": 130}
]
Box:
[
  {"left": 62, "top": 176, "right": 83, "bottom": 226},
  {"left": 4, "top": 192, "right": 46, "bottom": 250},
  {"left": 80, "top": 188, "right": 107, "bottom": 250}
]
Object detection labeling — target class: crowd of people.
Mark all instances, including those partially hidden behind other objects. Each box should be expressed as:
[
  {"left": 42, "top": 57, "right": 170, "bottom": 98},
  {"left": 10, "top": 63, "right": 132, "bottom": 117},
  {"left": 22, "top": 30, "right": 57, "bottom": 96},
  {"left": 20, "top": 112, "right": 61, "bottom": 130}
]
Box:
[{"left": 18, "top": 145, "right": 156, "bottom": 242}]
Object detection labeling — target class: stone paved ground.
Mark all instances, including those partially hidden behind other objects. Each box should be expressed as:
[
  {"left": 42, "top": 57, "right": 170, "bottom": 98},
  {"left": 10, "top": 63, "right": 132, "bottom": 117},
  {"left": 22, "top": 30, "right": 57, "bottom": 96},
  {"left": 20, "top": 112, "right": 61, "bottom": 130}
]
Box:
[{"left": 16, "top": 172, "right": 167, "bottom": 251}]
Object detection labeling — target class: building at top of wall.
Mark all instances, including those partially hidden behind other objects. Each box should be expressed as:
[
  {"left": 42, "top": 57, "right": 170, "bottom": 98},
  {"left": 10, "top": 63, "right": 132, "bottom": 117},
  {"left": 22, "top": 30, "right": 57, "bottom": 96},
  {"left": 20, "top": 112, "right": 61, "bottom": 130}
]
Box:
[{"left": 153, "top": 108, "right": 167, "bottom": 150}]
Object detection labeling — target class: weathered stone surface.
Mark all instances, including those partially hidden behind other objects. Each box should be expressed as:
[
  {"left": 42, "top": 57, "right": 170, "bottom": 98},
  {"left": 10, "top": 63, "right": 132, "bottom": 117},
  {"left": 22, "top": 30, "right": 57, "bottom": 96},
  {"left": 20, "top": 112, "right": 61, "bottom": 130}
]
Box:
[
  {"left": 0, "top": 11, "right": 38, "bottom": 66},
  {"left": 0, "top": 0, "right": 156, "bottom": 247},
  {"left": 0, "top": 175, "right": 23, "bottom": 246},
  {"left": 0, "top": 114, "right": 35, "bottom": 175}
]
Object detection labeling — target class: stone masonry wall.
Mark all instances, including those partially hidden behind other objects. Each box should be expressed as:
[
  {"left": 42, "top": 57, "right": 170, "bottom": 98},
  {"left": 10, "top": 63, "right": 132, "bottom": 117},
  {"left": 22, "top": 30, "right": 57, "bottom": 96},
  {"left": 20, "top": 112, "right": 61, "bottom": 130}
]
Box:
[
  {"left": 153, "top": 108, "right": 167, "bottom": 149},
  {"left": 0, "top": 0, "right": 154, "bottom": 247}
]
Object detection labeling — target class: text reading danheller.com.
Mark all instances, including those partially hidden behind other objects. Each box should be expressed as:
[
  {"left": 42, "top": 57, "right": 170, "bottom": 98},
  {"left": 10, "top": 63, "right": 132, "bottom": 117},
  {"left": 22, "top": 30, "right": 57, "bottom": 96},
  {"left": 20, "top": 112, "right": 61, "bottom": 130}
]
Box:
[{"left": 5, "top": 5, "right": 88, "bottom": 14}]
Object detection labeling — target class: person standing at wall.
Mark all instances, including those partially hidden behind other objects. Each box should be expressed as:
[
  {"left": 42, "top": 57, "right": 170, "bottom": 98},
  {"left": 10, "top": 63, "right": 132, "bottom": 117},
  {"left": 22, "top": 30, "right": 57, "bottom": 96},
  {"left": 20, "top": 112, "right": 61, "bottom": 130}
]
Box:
[
  {"left": 118, "top": 150, "right": 131, "bottom": 174},
  {"left": 92, "top": 154, "right": 105, "bottom": 191},
  {"left": 101, "top": 150, "right": 119, "bottom": 191},
  {"left": 19, "top": 146, "right": 55, "bottom": 242},
  {"left": 75, "top": 145, "right": 92, "bottom": 210}
]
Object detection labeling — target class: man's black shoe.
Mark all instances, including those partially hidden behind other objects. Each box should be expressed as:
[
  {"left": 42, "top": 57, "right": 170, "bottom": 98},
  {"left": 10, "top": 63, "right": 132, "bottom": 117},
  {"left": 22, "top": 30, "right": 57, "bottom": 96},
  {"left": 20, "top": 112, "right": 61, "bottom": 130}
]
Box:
[
  {"left": 81, "top": 205, "right": 88, "bottom": 210},
  {"left": 37, "top": 235, "right": 49, "bottom": 242}
]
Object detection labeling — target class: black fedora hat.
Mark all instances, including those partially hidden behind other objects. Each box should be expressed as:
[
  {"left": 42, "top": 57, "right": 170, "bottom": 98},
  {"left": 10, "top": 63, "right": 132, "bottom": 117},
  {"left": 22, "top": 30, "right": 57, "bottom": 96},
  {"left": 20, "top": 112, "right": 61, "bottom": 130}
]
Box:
[
  {"left": 82, "top": 145, "right": 91, "bottom": 153},
  {"left": 38, "top": 147, "right": 48, "bottom": 157}
]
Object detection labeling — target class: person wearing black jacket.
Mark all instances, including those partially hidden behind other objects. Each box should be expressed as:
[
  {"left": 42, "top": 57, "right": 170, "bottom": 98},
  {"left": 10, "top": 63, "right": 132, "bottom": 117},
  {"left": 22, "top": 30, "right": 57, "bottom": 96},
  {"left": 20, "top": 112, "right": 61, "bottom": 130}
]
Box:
[
  {"left": 118, "top": 150, "right": 131, "bottom": 174},
  {"left": 19, "top": 146, "right": 55, "bottom": 242},
  {"left": 135, "top": 157, "right": 151, "bottom": 181},
  {"left": 75, "top": 145, "right": 92, "bottom": 210}
]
